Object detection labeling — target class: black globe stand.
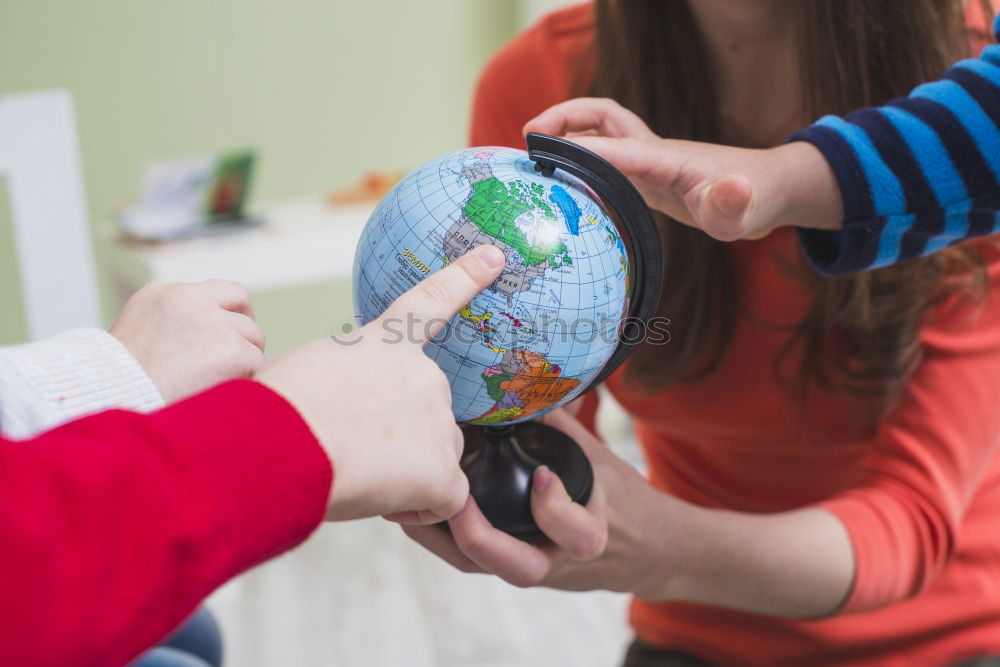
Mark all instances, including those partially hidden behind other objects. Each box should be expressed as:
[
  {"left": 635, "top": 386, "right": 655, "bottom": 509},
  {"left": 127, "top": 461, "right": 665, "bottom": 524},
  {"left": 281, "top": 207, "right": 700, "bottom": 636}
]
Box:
[
  {"left": 441, "top": 133, "right": 663, "bottom": 542},
  {"left": 457, "top": 423, "right": 593, "bottom": 541}
]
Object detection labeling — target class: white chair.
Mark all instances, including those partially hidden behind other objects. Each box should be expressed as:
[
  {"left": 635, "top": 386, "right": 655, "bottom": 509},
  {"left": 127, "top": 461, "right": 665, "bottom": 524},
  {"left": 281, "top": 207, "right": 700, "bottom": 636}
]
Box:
[{"left": 0, "top": 89, "right": 102, "bottom": 340}]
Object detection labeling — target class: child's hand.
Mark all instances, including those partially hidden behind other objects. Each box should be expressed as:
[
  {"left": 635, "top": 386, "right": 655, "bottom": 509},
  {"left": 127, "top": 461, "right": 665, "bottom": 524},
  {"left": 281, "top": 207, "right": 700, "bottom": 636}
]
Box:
[
  {"left": 524, "top": 98, "right": 844, "bottom": 241},
  {"left": 111, "top": 280, "right": 265, "bottom": 404},
  {"left": 256, "top": 245, "right": 506, "bottom": 523}
]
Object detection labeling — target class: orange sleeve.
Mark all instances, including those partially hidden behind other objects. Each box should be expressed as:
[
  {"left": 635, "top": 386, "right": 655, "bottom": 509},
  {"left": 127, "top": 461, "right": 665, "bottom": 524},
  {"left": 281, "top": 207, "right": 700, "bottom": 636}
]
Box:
[
  {"left": 966, "top": 0, "right": 1000, "bottom": 52},
  {"left": 575, "top": 390, "right": 601, "bottom": 434},
  {"left": 468, "top": 41, "right": 532, "bottom": 148},
  {"left": 468, "top": 3, "right": 592, "bottom": 149},
  {"left": 821, "top": 246, "right": 1000, "bottom": 613}
]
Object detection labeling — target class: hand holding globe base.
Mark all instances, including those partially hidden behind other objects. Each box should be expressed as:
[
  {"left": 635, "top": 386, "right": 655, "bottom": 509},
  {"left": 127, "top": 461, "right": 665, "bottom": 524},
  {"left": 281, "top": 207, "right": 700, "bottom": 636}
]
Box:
[
  {"left": 352, "top": 133, "right": 662, "bottom": 540},
  {"left": 457, "top": 423, "right": 593, "bottom": 540},
  {"left": 442, "top": 134, "right": 662, "bottom": 541}
]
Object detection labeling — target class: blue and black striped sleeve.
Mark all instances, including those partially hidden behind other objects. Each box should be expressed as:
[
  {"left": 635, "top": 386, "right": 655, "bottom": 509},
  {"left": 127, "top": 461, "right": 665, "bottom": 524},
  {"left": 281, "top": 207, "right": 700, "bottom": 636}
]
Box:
[{"left": 788, "top": 14, "right": 1000, "bottom": 275}]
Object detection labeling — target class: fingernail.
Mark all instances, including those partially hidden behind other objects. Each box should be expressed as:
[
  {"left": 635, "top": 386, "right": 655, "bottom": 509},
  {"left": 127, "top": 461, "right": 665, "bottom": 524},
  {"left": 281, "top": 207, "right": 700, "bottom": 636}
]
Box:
[
  {"left": 533, "top": 465, "right": 553, "bottom": 492},
  {"left": 473, "top": 244, "right": 505, "bottom": 270}
]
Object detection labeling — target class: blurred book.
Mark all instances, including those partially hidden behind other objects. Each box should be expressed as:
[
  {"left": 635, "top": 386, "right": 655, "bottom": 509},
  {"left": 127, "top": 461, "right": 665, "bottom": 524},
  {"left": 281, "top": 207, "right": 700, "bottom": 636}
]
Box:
[{"left": 119, "top": 149, "right": 258, "bottom": 241}]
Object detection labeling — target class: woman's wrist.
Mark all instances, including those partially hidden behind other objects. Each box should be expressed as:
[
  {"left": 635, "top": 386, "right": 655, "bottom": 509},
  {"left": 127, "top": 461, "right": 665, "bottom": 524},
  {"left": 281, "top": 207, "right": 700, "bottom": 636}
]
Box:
[
  {"left": 623, "top": 486, "right": 697, "bottom": 600},
  {"left": 629, "top": 490, "right": 855, "bottom": 616}
]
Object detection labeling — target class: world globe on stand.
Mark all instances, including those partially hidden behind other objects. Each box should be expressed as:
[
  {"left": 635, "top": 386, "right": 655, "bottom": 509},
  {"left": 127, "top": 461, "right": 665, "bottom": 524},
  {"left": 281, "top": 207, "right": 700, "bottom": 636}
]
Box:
[{"left": 352, "top": 146, "right": 631, "bottom": 426}]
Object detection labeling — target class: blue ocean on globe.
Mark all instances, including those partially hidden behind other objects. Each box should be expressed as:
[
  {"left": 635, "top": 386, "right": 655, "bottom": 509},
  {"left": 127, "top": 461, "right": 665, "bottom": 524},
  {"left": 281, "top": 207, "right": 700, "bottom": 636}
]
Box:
[{"left": 352, "top": 146, "right": 631, "bottom": 425}]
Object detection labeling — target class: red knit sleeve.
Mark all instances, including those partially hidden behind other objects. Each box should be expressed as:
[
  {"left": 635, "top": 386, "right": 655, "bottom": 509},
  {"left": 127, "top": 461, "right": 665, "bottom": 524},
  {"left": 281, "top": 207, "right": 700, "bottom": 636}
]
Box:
[
  {"left": 821, "top": 246, "right": 1000, "bottom": 613},
  {"left": 0, "top": 379, "right": 332, "bottom": 667}
]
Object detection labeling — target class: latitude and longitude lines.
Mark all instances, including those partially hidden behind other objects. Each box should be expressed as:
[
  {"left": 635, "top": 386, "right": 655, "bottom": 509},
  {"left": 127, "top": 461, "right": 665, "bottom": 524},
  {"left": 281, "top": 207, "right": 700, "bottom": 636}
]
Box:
[{"left": 355, "top": 149, "right": 629, "bottom": 423}]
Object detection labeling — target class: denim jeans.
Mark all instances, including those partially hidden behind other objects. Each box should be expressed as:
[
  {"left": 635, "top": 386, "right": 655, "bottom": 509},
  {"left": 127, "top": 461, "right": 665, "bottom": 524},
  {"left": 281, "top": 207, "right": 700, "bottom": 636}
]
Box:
[{"left": 132, "top": 607, "right": 223, "bottom": 667}]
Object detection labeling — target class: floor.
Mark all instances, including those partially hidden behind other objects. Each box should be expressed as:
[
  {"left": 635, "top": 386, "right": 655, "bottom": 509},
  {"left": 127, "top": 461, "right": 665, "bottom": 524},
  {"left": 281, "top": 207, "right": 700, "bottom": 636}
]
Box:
[{"left": 208, "top": 391, "right": 641, "bottom": 667}]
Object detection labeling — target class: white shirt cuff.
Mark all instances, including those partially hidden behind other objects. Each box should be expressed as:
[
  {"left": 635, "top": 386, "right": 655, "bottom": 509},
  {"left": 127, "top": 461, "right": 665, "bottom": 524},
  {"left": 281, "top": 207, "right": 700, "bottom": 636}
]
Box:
[{"left": 0, "top": 328, "right": 164, "bottom": 439}]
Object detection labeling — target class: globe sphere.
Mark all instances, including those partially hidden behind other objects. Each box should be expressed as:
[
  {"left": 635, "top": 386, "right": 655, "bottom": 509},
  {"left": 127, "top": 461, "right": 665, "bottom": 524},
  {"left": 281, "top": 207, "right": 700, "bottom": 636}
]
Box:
[{"left": 352, "top": 146, "right": 631, "bottom": 425}]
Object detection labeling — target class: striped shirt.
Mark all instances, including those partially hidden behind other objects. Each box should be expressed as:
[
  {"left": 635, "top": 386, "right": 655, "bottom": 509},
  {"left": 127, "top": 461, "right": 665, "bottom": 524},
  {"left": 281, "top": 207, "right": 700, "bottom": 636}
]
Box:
[{"left": 791, "top": 13, "right": 1000, "bottom": 275}]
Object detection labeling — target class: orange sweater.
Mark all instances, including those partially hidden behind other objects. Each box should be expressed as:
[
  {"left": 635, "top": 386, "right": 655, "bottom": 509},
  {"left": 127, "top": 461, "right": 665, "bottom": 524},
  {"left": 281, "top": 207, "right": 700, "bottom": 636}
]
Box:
[{"left": 470, "top": 5, "right": 1000, "bottom": 665}]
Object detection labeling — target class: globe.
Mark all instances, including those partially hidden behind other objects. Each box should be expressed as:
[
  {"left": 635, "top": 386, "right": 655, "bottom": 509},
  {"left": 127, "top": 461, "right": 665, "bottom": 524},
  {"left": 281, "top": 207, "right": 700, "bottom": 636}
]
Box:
[{"left": 352, "top": 146, "right": 632, "bottom": 426}]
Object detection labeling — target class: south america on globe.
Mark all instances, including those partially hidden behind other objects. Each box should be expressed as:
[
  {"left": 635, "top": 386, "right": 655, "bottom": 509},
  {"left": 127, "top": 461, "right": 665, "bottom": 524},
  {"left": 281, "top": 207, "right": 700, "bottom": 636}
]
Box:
[{"left": 352, "top": 147, "right": 631, "bottom": 426}]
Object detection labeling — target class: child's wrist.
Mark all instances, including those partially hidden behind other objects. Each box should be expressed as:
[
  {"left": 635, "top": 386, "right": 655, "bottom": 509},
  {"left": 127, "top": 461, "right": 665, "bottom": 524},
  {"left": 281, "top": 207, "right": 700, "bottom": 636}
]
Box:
[{"left": 769, "top": 142, "right": 844, "bottom": 233}]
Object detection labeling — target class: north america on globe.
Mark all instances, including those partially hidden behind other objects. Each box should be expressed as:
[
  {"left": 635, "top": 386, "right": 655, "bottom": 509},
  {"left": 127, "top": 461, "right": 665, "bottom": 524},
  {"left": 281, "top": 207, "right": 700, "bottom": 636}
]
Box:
[{"left": 352, "top": 147, "right": 631, "bottom": 425}]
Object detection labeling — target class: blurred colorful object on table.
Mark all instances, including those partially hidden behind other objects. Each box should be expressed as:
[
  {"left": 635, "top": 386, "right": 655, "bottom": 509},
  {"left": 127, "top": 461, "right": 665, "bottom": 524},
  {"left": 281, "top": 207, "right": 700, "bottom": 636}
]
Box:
[{"left": 118, "top": 149, "right": 257, "bottom": 241}]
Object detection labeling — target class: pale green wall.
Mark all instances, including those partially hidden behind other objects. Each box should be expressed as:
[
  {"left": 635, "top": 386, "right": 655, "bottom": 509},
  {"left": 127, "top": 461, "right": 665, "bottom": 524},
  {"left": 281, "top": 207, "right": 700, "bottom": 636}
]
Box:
[
  {"left": 0, "top": 0, "right": 518, "bottom": 351},
  {"left": 0, "top": 181, "right": 25, "bottom": 343}
]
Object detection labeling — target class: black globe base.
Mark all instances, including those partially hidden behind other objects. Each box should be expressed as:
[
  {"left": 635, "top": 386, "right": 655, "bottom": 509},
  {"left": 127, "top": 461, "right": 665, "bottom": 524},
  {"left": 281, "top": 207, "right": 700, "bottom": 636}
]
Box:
[{"left": 452, "top": 421, "right": 594, "bottom": 541}]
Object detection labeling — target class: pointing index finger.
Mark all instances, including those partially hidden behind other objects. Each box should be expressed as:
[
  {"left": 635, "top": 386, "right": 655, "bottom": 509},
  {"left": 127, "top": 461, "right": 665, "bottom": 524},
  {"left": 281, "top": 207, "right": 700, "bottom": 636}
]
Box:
[{"left": 377, "top": 244, "right": 505, "bottom": 345}]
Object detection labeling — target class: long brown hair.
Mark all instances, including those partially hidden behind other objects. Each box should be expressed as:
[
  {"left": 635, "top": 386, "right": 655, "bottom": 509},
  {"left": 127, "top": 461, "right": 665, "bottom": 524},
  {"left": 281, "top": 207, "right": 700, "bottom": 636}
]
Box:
[{"left": 589, "top": 0, "right": 993, "bottom": 405}]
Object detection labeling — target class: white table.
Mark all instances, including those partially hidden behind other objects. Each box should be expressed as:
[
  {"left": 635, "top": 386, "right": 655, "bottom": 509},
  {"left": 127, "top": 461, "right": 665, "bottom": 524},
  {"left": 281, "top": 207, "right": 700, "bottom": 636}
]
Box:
[{"left": 107, "top": 197, "right": 375, "bottom": 305}]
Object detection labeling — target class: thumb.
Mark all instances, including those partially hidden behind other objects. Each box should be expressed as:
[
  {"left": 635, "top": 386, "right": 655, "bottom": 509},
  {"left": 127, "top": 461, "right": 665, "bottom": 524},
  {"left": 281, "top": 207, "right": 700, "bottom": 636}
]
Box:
[
  {"left": 692, "top": 176, "right": 754, "bottom": 242},
  {"left": 377, "top": 244, "right": 506, "bottom": 345}
]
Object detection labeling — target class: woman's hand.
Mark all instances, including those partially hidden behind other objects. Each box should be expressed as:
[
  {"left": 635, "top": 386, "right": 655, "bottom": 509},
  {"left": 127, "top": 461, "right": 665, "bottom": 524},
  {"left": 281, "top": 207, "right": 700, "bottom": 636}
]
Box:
[
  {"left": 400, "top": 408, "right": 665, "bottom": 595},
  {"left": 401, "top": 402, "right": 855, "bottom": 617},
  {"left": 256, "top": 245, "right": 506, "bottom": 524},
  {"left": 524, "top": 98, "right": 844, "bottom": 241}
]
